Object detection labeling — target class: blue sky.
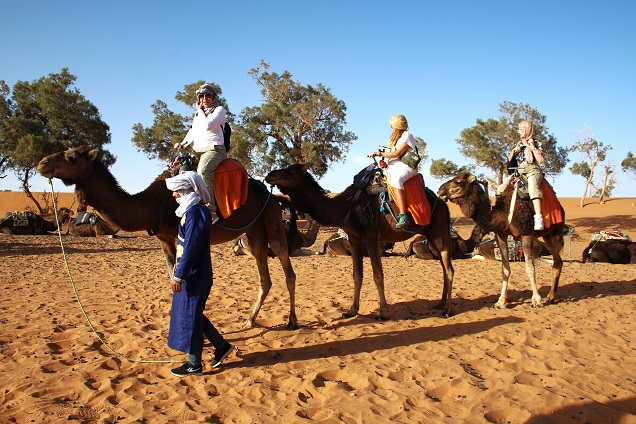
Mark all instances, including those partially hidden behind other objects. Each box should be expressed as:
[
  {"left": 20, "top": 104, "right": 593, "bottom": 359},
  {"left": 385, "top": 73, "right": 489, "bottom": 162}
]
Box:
[{"left": 2, "top": 1, "right": 635, "bottom": 198}]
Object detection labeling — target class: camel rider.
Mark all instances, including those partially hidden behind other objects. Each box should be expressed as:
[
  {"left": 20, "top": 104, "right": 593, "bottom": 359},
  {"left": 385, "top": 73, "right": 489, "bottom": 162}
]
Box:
[
  {"left": 174, "top": 83, "right": 227, "bottom": 224},
  {"left": 368, "top": 114, "right": 419, "bottom": 229},
  {"left": 507, "top": 120, "right": 545, "bottom": 231}
]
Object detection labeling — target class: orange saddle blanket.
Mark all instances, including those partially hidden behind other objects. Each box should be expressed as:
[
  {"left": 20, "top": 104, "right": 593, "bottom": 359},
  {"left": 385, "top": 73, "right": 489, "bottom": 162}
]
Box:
[
  {"left": 387, "top": 173, "right": 432, "bottom": 226},
  {"left": 540, "top": 179, "right": 563, "bottom": 228},
  {"left": 212, "top": 159, "right": 248, "bottom": 218}
]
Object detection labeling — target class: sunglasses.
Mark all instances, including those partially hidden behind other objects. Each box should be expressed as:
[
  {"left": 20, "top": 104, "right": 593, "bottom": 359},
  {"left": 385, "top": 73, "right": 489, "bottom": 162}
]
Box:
[{"left": 197, "top": 93, "right": 213, "bottom": 100}]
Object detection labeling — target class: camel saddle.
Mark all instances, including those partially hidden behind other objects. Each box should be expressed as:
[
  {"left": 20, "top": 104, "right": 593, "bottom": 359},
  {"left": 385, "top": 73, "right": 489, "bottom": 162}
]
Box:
[
  {"left": 505, "top": 176, "right": 563, "bottom": 229},
  {"left": 212, "top": 158, "right": 248, "bottom": 219},
  {"left": 5, "top": 211, "right": 33, "bottom": 227},
  {"left": 386, "top": 174, "right": 432, "bottom": 226}
]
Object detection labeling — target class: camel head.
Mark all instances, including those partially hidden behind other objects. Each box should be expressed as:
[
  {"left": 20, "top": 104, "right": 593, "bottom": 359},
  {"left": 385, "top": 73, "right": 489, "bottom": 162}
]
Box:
[
  {"left": 37, "top": 146, "right": 99, "bottom": 186},
  {"left": 265, "top": 164, "right": 310, "bottom": 193},
  {"left": 437, "top": 172, "right": 479, "bottom": 203}
]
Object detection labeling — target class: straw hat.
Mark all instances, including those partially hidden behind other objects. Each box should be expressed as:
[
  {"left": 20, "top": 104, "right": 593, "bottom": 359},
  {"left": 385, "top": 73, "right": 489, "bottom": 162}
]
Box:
[{"left": 389, "top": 114, "right": 408, "bottom": 130}]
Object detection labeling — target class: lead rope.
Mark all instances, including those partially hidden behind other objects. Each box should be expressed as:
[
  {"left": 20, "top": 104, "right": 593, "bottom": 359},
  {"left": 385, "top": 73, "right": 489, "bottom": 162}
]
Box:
[{"left": 48, "top": 179, "right": 179, "bottom": 364}]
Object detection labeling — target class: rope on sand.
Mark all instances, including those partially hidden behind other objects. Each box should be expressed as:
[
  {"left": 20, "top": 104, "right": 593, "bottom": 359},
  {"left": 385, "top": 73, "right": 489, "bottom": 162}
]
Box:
[{"left": 48, "top": 179, "right": 180, "bottom": 364}]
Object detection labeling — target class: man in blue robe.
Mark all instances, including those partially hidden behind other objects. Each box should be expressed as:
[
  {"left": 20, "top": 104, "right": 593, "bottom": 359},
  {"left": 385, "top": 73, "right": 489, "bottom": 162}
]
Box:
[{"left": 165, "top": 171, "right": 234, "bottom": 377}]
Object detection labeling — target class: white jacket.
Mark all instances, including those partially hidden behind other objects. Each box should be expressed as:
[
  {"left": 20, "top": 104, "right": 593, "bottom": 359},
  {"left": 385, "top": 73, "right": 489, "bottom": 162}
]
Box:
[{"left": 179, "top": 106, "right": 226, "bottom": 152}]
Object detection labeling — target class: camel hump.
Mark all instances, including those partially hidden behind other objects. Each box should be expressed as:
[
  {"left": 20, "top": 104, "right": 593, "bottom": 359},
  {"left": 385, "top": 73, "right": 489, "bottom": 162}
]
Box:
[{"left": 214, "top": 159, "right": 249, "bottom": 218}]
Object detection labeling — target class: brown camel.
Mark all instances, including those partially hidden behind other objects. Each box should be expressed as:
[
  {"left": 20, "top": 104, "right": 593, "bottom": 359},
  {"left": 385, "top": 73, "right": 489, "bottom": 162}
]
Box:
[
  {"left": 474, "top": 235, "right": 551, "bottom": 261},
  {"left": 234, "top": 214, "right": 321, "bottom": 257},
  {"left": 438, "top": 172, "right": 565, "bottom": 309},
  {"left": 1, "top": 208, "right": 74, "bottom": 235},
  {"left": 322, "top": 230, "right": 395, "bottom": 257},
  {"left": 37, "top": 146, "right": 297, "bottom": 329},
  {"left": 405, "top": 224, "right": 487, "bottom": 260},
  {"left": 65, "top": 212, "right": 120, "bottom": 237},
  {"left": 266, "top": 164, "right": 455, "bottom": 319},
  {"left": 582, "top": 239, "right": 636, "bottom": 264}
]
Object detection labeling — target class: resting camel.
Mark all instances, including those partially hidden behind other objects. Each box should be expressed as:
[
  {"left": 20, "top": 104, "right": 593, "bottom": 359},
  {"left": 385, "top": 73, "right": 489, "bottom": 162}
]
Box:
[
  {"left": 1, "top": 208, "right": 74, "bottom": 235},
  {"left": 66, "top": 212, "right": 120, "bottom": 237},
  {"left": 405, "top": 224, "right": 486, "bottom": 260},
  {"left": 438, "top": 172, "right": 565, "bottom": 309},
  {"left": 37, "top": 146, "right": 297, "bottom": 329},
  {"left": 582, "top": 239, "right": 636, "bottom": 264},
  {"left": 322, "top": 230, "right": 395, "bottom": 257},
  {"left": 266, "top": 164, "right": 455, "bottom": 319},
  {"left": 474, "top": 235, "right": 551, "bottom": 261}
]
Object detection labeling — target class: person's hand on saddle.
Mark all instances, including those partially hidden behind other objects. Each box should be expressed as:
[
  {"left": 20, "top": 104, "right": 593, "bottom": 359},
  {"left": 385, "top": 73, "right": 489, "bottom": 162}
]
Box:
[{"left": 174, "top": 142, "right": 182, "bottom": 151}]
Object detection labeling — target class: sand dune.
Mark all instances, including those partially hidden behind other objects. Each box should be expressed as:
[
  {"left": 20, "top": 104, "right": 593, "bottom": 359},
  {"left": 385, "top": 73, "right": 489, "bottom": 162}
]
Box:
[{"left": 1, "top": 192, "right": 635, "bottom": 423}]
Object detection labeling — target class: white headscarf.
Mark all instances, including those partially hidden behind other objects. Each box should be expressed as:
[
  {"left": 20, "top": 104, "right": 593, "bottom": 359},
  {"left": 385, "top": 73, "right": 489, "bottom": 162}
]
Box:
[{"left": 165, "top": 171, "right": 211, "bottom": 217}]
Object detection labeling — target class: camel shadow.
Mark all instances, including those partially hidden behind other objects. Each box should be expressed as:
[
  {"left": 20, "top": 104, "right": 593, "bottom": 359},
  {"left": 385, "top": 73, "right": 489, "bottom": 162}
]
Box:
[
  {"left": 0, "top": 242, "right": 159, "bottom": 256},
  {"left": 447, "top": 277, "right": 636, "bottom": 315},
  {"left": 233, "top": 316, "right": 524, "bottom": 368},
  {"left": 524, "top": 395, "right": 636, "bottom": 423}
]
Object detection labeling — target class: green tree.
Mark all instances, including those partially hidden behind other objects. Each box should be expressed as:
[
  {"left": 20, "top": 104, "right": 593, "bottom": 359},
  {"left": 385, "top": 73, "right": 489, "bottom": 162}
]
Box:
[
  {"left": 131, "top": 81, "right": 232, "bottom": 162},
  {"left": 448, "top": 101, "right": 568, "bottom": 191},
  {"left": 0, "top": 69, "right": 113, "bottom": 212},
  {"left": 235, "top": 61, "right": 356, "bottom": 177},
  {"left": 429, "top": 158, "right": 475, "bottom": 181},
  {"left": 0, "top": 81, "right": 13, "bottom": 179},
  {"left": 622, "top": 151, "right": 636, "bottom": 178},
  {"left": 569, "top": 128, "right": 615, "bottom": 206}
]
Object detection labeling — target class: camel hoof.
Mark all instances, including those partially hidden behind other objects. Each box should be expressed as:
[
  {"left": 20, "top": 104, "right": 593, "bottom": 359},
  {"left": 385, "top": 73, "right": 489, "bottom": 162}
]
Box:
[
  {"left": 286, "top": 321, "right": 299, "bottom": 330},
  {"left": 493, "top": 302, "right": 507, "bottom": 310},
  {"left": 342, "top": 311, "right": 357, "bottom": 318},
  {"left": 243, "top": 320, "right": 254, "bottom": 329},
  {"left": 375, "top": 315, "right": 390, "bottom": 322}
]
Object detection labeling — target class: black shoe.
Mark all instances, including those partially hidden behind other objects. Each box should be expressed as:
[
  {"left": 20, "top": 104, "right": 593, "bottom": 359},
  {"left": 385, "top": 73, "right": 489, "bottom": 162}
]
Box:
[
  {"left": 170, "top": 362, "right": 202, "bottom": 377},
  {"left": 212, "top": 342, "right": 234, "bottom": 368}
]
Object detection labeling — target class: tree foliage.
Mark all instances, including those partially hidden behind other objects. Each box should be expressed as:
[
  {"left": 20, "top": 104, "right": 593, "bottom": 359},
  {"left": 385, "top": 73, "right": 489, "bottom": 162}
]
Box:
[
  {"left": 233, "top": 61, "right": 356, "bottom": 177},
  {"left": 0, "top": 69, "right": 113, "bottom": 211},
  {"left": 453, "top": 101, "right": 568, "bottom": 188},
  {"left": 131, "top": 81, "right": 231, "bottom": 163},
  {"left": 429, "top": 158, "right": 475, "bottom": 181},
  {"left": 622, "top": 151, "right": 636, "bottom": 178},
  {"left": 569, "top": 128, "right": 615, "bottom": 206}
]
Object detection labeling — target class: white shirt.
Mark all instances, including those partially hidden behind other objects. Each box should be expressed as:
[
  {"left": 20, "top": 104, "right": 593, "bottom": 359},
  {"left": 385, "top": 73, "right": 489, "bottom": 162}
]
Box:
[{"left": 180, "top": 106, "right": 227, "bottom": 152}]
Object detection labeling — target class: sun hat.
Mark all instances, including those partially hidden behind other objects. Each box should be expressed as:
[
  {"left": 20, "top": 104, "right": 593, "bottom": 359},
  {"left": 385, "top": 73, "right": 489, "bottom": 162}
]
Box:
[{"left": 389, "top": 114, "right": 408, "bottom": 130}]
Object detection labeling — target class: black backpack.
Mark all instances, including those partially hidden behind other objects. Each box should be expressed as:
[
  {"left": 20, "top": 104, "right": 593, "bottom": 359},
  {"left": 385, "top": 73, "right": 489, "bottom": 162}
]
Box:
[{"left": 220, "top": 122, "right": 231, "bottom": 152}]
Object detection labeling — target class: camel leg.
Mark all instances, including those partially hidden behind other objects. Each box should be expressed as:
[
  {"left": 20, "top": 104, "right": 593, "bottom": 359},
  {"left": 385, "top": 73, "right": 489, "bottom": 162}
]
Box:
[
  {"left": 262, "top": 206, "right": 298, "bottom": 330},
  {"left": 243, "top": 231, "right": 273, "bottom": 329},
  {"left": 159, "top": 239, "right": 177, "bottom": 278},
  {"left": 543, "top": 232, "right": 564, "bottom": 303},
  {"left": 343, "top": 236, "right": 365, "bottom": 318},
  {"left": 365, "top": 238, "right": 389, "bottom": 320},
  {"left": 521, "top": 235, "right": 543, "bottom": 308},
  {"left": 494, "top": 234, "right": 511, "bottom": 309},
  {"left": 429, "top": 239, "right": 455, "bottom": 317},
  {"left": 268, "top": 236, "right": 298, "bottom": 330}
]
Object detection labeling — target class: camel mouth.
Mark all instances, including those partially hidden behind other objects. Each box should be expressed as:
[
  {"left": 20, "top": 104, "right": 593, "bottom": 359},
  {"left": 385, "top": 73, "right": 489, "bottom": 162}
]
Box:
[{"left": 36, "top": 165, "right": 54, "bottom": 179}]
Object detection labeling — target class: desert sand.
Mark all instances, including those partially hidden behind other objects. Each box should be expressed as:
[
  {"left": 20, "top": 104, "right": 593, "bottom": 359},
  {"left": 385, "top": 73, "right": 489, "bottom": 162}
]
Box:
[{"left": 1, "top": 192, "right": 635, "bottom": 423}]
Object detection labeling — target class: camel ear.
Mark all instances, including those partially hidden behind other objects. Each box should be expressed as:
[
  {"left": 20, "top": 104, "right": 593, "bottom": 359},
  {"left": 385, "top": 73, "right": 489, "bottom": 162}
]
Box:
[
  {"left": 467, "top": 174, "right": 476, "bottom": 184},
  {"left": 88, "top": 149, "right": 98, "bottom": 161},
  {"left": 300, "top": 164, "right": 308, "bottom": 174}
]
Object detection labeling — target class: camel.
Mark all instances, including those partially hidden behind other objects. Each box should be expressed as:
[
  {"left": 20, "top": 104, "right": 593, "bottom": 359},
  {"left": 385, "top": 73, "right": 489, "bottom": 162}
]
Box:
[
  {"left": 1, "top": 208, "right": 74, "bottom": 235},
  {"left": 266, "top": 164, "right": 455, "bottom": 319},
  {"left": 438, "top": 172, "right": 565, "bottom": 309},
  {"left": 322, "top": 230, "right": 395, "bottom": 257},
  {"left": 473, "top": 235, "right": 551, "bottom": 261},
  {"left": 405, "top": 224, "right": 487, "bottom": 260},
  {"left": 65, "top": 212, "right": 120, "bottom": 237},
  {"left": 582, "top": 239, "right": 636, "bottom": 264},
  {"left": 37, "top": 146, "right": 297, "bottom": 329},
  {"left": 234, "top": 214, "right": 321, "bottom": 257}
]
